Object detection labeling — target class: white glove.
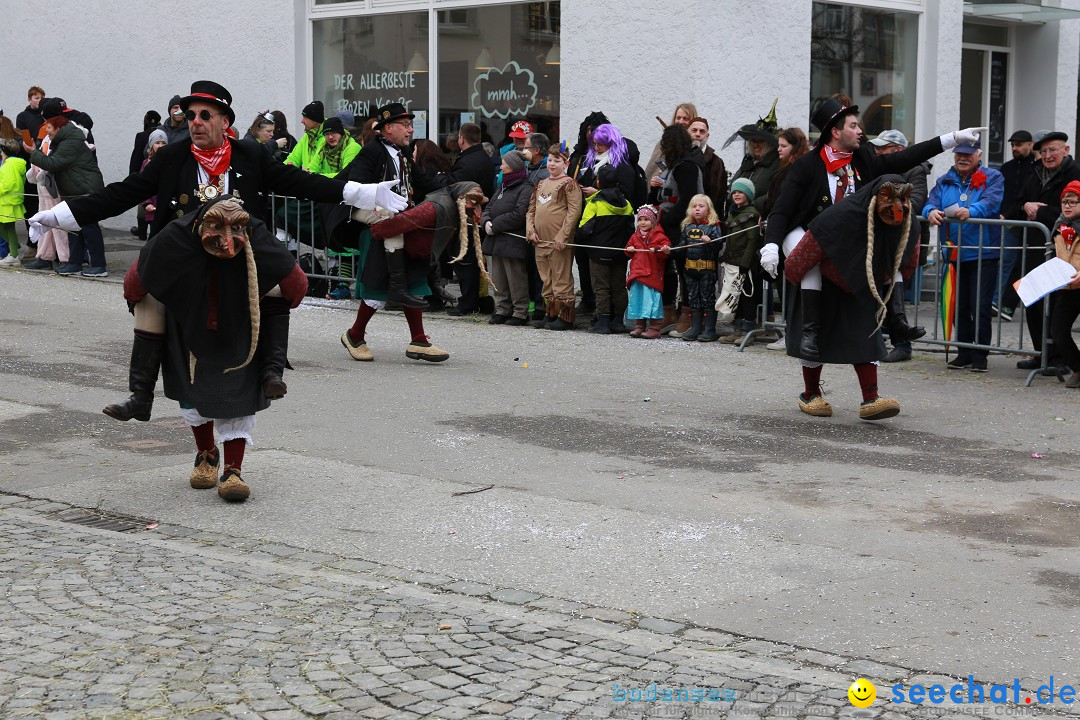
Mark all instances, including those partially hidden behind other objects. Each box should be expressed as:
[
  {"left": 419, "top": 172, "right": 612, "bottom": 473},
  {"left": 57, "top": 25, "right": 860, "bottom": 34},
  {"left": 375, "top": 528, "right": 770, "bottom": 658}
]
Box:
[
  {"left": 29, "top": 202, "right": 80, "bottom": 232},
  {"left": 342, "top": 180, "right": 408, "bottom": 213},
  {"left": 940, "top": 127, "right": 987, "bottom": 150},
  {"left": 28, "top": 222, "right": 43, "bottom": 245},
  {"left": 759, "top": 242, "right": 780, "bottom": 278},
  {"left": 484, "top": 221, "right": 493, "bottom": 235},
  {"left": 375, "top": 180, "right": 407, "bottom": 213}
]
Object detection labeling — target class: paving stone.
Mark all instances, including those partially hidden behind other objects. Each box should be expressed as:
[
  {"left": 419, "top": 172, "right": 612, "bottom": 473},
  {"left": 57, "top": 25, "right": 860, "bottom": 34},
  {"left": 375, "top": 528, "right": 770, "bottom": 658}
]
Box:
[{"left": 488, "top": 590, "right": 542, "bottom": 605}]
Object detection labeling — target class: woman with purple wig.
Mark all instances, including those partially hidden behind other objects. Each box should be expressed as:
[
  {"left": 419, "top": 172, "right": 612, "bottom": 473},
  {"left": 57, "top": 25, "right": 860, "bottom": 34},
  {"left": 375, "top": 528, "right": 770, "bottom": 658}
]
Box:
[{"left": 574, "top": 122, "right": 642, "bottom": 323}]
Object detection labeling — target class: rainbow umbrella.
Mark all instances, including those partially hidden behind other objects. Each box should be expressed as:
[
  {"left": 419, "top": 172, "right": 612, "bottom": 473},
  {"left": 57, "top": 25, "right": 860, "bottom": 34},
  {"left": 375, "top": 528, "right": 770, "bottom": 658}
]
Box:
[{"left": 940, "top": 236, "right": 958, "bottom": 344}]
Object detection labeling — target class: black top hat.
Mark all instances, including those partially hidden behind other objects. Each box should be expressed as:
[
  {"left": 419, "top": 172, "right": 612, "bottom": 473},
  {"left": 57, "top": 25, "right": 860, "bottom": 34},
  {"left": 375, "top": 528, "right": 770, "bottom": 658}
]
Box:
[
  {"left": 1008, "top": 130, "right": 1033, "bottom": 143},
  {"left": 179, "top": 81, "right": 235, "bottom": 125},
  {"left": 1034, "top": 130, "right": 1068, "bottom": 151},
  {"left": 322, "top": 116, "right": 345, "bottom": 136},
  {"left": 374, "top": 102, "right": 415, "bottom": 129},
  {"left": 811, "top": 97, "right": 859, "bottom": 142}
]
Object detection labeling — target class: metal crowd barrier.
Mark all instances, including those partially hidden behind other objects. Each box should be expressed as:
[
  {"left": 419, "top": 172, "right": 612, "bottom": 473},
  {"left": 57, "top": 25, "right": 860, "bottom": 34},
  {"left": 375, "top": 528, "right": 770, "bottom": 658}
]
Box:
[
  {"left": 267, "top": 195, "right": 355, "bottom": 295},
  {"left": 740, "top": 216, "right": 1057, "bottom": 388}
]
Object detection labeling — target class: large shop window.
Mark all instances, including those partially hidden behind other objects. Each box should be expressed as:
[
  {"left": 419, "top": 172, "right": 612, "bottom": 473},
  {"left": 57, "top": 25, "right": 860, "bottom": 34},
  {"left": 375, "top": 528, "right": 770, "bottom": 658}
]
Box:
[
  {"left": 313, "top": 13, "right": 431, "bottom": 136},
  {"left": 810, "top": 3, "right": 918, "bottom": 141},
  {"left": 438, "top": 2, "right": 560, "bottom": 151}
]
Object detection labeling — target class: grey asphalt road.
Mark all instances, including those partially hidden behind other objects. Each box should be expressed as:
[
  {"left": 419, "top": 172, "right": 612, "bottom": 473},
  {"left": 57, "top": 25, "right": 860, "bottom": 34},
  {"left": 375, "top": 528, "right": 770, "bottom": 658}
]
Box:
[{"left": 0, "top": 263, "right": 1077, "bottom": 689}]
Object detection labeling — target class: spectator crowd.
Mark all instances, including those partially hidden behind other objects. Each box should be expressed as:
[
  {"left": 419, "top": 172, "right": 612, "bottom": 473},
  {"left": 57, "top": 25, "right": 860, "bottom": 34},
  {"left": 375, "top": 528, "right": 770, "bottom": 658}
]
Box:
[{"left": 1, "top": 83, "right": 1078, "bottom": 388}]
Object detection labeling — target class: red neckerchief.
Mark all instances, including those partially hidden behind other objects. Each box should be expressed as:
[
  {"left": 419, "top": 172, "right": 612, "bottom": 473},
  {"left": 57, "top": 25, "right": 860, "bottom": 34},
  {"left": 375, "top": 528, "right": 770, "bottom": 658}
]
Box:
[
  {"left": 820, "top": 144, "right": 853, "bottom": 174},
  {"left": 191, "top": 139, "right": 232, "bottom": 178}
]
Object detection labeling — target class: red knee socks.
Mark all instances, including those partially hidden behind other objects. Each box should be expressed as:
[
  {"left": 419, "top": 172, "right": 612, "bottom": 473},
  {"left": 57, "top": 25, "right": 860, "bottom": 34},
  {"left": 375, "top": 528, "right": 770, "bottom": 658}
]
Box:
[
  {"left": 223, "top": 438, "right": 245, "bottom": 471},
  {"left": 853, "top": 363, "right": 878, "bottom": 402},
  {"left": 191, "top": 421, "right": 215, "bottom": 452},
  {"left": 802, "top": 365, "right": 823, "bottom": 398},
  {"left": 348, "top": 302, "right": 378, "bottom": 344},
  {"left": 402, "top": 306, "right": 427, "bottom": 343}
]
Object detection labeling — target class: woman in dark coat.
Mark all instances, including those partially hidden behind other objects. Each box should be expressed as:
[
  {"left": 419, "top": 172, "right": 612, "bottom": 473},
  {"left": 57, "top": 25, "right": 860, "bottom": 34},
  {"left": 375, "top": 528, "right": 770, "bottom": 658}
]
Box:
[
  {"left": 482, "top": 150, "right": 533, "bottom": 325},
  {"left": 649, "top": 124, "right": 704, "bottom": 323}
]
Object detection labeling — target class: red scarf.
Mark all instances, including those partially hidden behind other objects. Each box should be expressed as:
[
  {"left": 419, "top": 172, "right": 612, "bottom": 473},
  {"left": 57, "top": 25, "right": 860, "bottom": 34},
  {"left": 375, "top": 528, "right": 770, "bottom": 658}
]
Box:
[
  {"left": 191, "top": 139, "right": 232, "bottom": 178},
  {"left": 820, "top": 145, "right": 853, "bottom": 174}
]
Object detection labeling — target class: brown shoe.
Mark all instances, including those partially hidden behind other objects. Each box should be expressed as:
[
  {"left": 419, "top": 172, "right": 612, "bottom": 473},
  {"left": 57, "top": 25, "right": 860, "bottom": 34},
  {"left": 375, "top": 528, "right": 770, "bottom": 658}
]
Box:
[
  {"left": 189, "top": 448, "right": 220, "bottom": 489},
  {"left": 406, "top": 339, "right": 450, "bottom": 362},
  {"left": 1066, "top": 371, "right": 1080, "bottom": 388},
  {"left": 629, "top": 319, "right": 647, "bottom": 338},
  {"left": 798, "top": 394, "right": 833, "bottom": 417},
  {"left": 859, "top": 396, "right": 900, "bottom": 421},
  {"left": 341, "top": 331, "right": 373, "bottom": 361},
  {"left": 217, "top": 466, "right": 250, "bottom": 502},
  {"left": 641, "top": 319, "right": 663, "bottom": 340},
  {"left": 671, "top": 309, "right": 692, "bottom": 337}
]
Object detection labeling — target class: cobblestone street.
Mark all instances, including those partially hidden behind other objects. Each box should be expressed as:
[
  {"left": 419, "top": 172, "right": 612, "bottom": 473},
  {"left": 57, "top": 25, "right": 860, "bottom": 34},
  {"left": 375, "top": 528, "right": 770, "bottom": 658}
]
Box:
[{"left": 2, "top": 496, "right": 1077, "bottom": 720}]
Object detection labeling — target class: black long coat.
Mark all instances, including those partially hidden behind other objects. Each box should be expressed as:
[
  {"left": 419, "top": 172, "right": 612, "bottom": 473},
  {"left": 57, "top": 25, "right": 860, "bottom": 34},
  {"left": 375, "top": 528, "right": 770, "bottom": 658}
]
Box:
[
  {"left": 449, "top": 144, "right": 497, "bottom": 199},
  {"left": 67, "top": 137, "right": 346, "bottom": 238}
]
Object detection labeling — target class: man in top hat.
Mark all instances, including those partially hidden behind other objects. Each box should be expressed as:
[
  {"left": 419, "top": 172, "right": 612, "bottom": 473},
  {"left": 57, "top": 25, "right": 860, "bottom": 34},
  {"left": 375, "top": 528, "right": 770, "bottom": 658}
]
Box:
[
  {"left": 761, "top": 93, "right": 983, "bottom": 360},
  {"left": 334, "top": 102, "right": 451, "bottom": 365},
  {"left": 1010, "top": 129, "right": 1080, "bottom": 370},
  {"left": 28, "top": 81, "right": 403, "bottom": 449}
]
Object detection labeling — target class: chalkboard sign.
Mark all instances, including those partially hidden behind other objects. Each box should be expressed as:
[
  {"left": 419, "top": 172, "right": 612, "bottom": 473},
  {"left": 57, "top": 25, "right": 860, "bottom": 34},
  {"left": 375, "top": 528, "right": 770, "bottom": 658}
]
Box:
[
  {"left": 989, "top": 52, "right": 1008, "bottom": 166},
  {"left": 471, "top": 61, "right": 538, "bottom": 120}
]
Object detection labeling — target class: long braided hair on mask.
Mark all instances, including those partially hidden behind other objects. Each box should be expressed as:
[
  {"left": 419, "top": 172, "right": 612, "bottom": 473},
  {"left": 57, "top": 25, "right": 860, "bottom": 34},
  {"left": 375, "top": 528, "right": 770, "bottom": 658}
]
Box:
[
  {"left": 188, "top": 198, "right": 260, "bottom": 382},
  {"left": 864, "top": 186, "right": 912, "bottom": 335},
  {"left": 450, "top": 188, "right": 497, "bottom": 291}
]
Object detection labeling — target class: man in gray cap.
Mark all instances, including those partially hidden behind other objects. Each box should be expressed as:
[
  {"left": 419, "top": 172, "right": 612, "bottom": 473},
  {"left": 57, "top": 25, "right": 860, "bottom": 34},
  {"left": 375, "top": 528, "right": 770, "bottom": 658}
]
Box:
[{"left": 870, "top": 130, "right": 931, "bottom": 362}]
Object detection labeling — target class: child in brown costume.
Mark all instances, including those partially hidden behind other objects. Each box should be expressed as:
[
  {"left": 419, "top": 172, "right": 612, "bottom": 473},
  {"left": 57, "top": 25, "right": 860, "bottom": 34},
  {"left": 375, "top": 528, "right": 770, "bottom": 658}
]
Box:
[{"left": 526, "top": 143, "right": 582, "bottom": 330}]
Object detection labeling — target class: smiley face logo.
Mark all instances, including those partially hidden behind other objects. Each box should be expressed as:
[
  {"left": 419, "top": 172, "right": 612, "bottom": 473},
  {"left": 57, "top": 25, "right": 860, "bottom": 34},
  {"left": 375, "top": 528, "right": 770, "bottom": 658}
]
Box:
[{"left": 848, "top": 678, "right": 876, "bottom": 708}]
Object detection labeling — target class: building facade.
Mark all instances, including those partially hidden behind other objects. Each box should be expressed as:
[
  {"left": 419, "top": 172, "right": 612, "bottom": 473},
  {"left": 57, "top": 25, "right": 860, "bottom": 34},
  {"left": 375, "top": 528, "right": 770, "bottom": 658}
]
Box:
[{"left": 3, "top": 0, "right": 1079, "bottom": 228}]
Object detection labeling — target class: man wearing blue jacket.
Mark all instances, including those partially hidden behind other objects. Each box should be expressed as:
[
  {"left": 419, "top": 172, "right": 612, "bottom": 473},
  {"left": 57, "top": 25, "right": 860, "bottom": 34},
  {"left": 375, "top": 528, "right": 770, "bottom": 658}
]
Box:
[{"left": 923, "top": 140, "right": 1004, "bottom": 372}]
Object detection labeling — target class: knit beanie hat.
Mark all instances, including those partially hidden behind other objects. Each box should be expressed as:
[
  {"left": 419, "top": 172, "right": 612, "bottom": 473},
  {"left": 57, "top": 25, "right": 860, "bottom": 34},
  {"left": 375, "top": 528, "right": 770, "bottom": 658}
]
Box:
[
  {"left": 302, "top": 101, "right": 325, "bottom": 123},
  {"left": 335, "top": 109, "right": 356, "bottom": 129},
  {"left": 168, "top": 95, "right": 183, "bottom": 114},
  {"left": 502, "top": 149, "right": 526, "bottom": 172},
  {"left": 636, "top": 205, "right": 659, "bottom": 223},
  {"left": 1061, "top": 180, "right": 1080, "bottom": 202},
  {"left": 146, "top": 128, "right": 168, "bottom": 151},
  {"left": 731, "top": 178, "right": 756, "bottom": 203}
]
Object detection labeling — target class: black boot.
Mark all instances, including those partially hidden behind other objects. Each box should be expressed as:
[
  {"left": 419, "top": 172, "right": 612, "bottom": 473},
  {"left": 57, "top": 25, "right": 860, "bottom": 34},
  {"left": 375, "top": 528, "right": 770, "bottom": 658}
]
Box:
[
  {"left": 681, "top": 309, "right": 703, "bottom": 341},
  {"left": 799, "top": 289, "right": 822, "bottom": 359},
  {"left": 885, "top": 281, "right": 925, "bottom": 342},
  {"left": 103, "top": 334, "right": 163, "bottom": 422},
  {"left": 384, "top": 249, "right": 425, "bottom": 308},
  {"left": 698, "top": 309, "right": 719, "bottom": 342},
  {"left": 260, "top": 312, "right": 290, "bottom": 400}
]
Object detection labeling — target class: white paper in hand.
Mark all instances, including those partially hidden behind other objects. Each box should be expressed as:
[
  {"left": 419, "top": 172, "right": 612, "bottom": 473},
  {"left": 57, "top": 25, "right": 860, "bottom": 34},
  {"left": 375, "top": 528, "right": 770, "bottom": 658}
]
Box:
[{"left": 1016, "top": 257, "right": 1077, "bottom": 307}]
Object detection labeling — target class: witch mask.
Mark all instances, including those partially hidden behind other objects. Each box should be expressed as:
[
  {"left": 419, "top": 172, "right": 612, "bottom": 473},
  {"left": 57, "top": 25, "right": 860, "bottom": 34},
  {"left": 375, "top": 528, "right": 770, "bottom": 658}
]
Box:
[
  {"left": 875, "top": 182, "right": 912, "bottom": 227},
  {"left": 198, "top": 199, "right": 251, "bottom": 259}
]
